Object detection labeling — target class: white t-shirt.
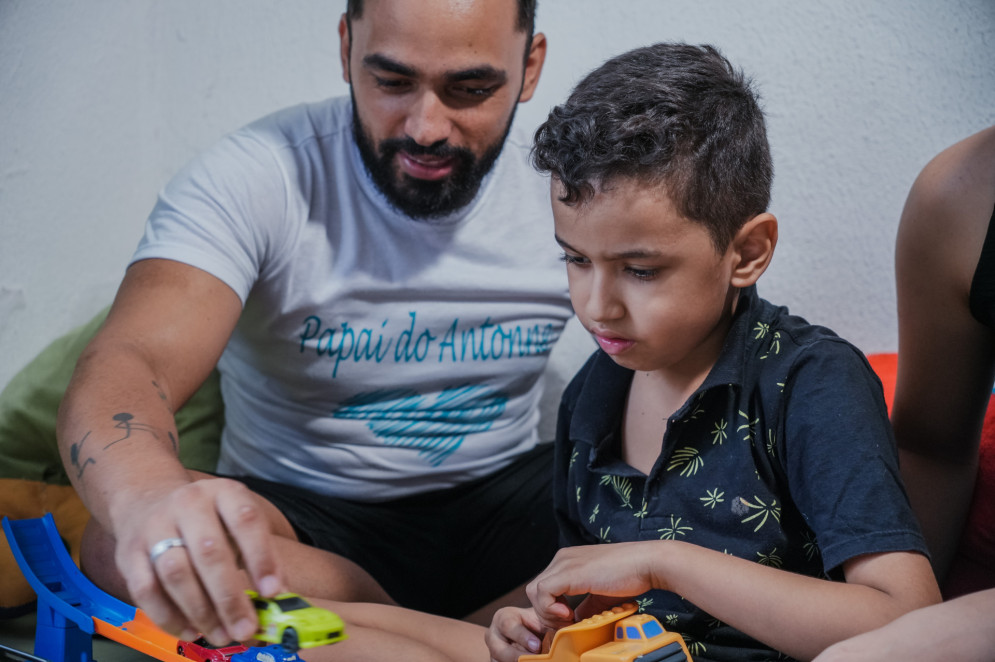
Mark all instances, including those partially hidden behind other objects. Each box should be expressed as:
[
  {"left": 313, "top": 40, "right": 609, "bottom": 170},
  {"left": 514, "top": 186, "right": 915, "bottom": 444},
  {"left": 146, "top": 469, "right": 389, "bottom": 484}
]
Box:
[{"left": 132, "top": 96, "right": 573, "bottom": 500}]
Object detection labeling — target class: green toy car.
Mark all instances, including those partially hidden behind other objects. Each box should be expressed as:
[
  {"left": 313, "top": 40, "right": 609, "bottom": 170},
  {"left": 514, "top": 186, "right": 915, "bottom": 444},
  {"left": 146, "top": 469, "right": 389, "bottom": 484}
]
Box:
[{"left": 246, "top": 591, "right": 347, "bottom": 650}]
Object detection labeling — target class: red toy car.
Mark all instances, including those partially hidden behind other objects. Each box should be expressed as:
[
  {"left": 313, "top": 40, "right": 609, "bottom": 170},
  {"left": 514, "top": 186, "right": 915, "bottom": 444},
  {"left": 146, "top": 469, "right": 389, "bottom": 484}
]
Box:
[{"left": 177, "top": 637, "right": 249, "bottom": 662}]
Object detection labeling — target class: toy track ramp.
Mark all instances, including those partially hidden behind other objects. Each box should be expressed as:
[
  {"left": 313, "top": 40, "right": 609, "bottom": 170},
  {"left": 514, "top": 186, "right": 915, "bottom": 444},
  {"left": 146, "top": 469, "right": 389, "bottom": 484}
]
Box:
[{"left": 2, "top": 514, "right": 186, "bottom": 662}]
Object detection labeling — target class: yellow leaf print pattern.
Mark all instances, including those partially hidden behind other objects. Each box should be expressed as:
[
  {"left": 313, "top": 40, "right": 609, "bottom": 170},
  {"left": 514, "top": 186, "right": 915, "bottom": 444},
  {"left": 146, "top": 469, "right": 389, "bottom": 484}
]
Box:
[
  {"left": 600, "top": 474, "right": 634, "bottom": 508},
  {"left": 757, "top": 547, "right": 784, "bottom": 568},
  {"left": 760, "top": 331, "right": 782, "bottom": 360},
  {"left": 802, "top": 531, "right": 820, "bottom": 562},
  {"left": 737, "top": 410, "right": 758, "bottom": 442},
  {"left": 739, "top": 496, "right": 781, "bottom": 532},
  {"left": 684, "top": 635, "right": 707, "bottom": 657},
  {"left": 700, "top": 488, "right": 725, "bottom": 509},
  {"left": 657, "top": 515, "right": 693, "bottom": 540},
  {"left": 667, "top": 446, "right": 703, "bottom": 477},
  {"left": 589, "top": 503, "right": 600, "bottom": 524},
  {"left": 711, "top": 418, "right": 728, "bottom": 445},
  {"left": 687, "top": 392, "right": 706, "bottom": 420}
]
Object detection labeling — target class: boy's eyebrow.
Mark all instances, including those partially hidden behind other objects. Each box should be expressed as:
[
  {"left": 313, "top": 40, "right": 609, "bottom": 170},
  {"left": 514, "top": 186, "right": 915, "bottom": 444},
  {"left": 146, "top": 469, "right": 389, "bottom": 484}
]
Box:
[
  {"left": 556, "top": 234, "right": 664, "bottom": 260},
  {"left": 363, "top": 53, "right": 508, "bottom": 85}
]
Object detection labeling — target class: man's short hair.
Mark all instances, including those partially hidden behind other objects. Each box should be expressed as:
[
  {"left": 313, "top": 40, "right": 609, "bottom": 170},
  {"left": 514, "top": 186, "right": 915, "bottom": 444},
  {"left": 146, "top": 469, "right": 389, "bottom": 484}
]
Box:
[
  {"left": 532, "top": 43, "right": 773, "bottom": 251},
  {"left": 345, "top": 0, "right": 537, "bottom": 36}
]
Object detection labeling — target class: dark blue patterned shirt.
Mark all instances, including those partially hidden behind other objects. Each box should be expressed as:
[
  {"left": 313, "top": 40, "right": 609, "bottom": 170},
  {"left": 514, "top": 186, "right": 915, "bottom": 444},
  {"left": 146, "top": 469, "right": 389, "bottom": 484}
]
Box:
[{"left": 554, "top": 285, "right": 928, "bottom": 662}]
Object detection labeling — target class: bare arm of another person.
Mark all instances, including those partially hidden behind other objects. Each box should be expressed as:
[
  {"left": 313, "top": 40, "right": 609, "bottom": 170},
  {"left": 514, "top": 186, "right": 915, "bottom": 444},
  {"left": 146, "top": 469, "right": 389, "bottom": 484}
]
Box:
[
  {"left": 811, "top": 587, "right": 995, "bottom": 662},
  {"left": 56, "top": 258, "right": 285, "bottom": 644},
  {"left": 893, "top": 125, "right": 995, "bottom": 579}
]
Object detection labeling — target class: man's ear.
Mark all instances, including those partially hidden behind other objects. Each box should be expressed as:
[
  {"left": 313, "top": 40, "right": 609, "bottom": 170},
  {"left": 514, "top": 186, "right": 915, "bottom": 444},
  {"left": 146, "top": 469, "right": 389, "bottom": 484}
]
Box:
[
  {"left": 730, "top": 213, "right": 778, "bottom": 288},
  {"left": 518, "top": 32, "right": 547, "bottom": 103},
  {"left": 338, "top": 14, "right": 352, "bottom": 85}
]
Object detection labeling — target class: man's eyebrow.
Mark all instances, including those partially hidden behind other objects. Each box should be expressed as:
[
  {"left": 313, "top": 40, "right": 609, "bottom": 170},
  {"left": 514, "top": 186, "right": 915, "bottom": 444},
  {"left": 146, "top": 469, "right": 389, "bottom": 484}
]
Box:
[
  {"left": 363, "top": 53, "right": 417, "bottom": 77},
  {"left": 444, "top": 66, "right": 507, "bottom": 85},
  {"left": 362, "top": 54, "right": 507, "bottom": 85}
]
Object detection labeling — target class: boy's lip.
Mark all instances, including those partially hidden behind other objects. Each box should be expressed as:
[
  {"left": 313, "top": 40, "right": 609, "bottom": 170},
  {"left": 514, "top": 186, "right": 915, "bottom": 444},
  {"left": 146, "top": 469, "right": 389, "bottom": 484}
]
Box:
[
  {"left": 592, "top": 331, "right": 635, "bottom": 355},
  {"left": 399, "top": 151, "right": 455, "bottom": 180}
]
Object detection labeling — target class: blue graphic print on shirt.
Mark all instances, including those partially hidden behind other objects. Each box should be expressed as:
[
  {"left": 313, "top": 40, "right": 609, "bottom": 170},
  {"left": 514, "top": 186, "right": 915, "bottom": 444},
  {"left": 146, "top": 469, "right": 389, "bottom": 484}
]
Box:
[{"left": 333, "top": 385, "right": 508, "bottom": 466}]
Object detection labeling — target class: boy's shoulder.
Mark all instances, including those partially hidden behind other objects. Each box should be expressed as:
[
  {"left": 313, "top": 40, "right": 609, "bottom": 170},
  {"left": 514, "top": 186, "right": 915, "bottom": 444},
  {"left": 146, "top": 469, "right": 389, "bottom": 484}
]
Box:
[
  {"left": 735, "top": 288, "right": 881, "bottom": 402},
  {"left": 743, "top": 288, "right": 866, "bottom": 363}
]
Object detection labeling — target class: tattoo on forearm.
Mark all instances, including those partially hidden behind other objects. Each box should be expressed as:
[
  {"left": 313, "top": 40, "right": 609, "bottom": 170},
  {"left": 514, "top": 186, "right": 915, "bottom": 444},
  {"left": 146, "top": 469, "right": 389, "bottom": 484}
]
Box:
[
  {"left": 102, "top": 412, "right": 159, "bottom": 450},
  {"left": 69, "top": 431, "right": 97, "bottom": 479},
  {"left": 151, "top": 380, "right": 173, "bottom": 413},
  {"left": 169, "top": 430, "right": 178, "bottom": 453}
]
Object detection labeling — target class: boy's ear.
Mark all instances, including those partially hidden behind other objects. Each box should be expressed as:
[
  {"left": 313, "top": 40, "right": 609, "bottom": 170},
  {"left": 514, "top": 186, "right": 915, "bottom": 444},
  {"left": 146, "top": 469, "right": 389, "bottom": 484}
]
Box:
[{"left": 730, "top": 213, "right": 778, "bottom": 288}]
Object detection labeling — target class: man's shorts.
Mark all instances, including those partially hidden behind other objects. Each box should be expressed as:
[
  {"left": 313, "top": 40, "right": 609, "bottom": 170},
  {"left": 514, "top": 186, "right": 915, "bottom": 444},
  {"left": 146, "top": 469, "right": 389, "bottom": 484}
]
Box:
[{"left": 228, "top": 442, "right": 558, "bottom": 618}]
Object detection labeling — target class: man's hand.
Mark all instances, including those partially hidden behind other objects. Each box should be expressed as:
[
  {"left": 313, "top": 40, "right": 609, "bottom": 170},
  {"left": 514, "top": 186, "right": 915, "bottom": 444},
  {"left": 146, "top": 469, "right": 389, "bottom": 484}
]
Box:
[{"left": 113, "top": 477, "right": 285, "bottom": 644}]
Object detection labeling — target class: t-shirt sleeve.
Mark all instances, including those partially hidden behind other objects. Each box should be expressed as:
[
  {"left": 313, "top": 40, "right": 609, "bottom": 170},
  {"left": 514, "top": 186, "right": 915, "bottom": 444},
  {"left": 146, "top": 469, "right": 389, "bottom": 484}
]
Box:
[
  {"left": 131, "top": 128, "right": 289, "bottom": 303},
  {"left": 779, "top": 340, "right": 929, "bottom": 573}
]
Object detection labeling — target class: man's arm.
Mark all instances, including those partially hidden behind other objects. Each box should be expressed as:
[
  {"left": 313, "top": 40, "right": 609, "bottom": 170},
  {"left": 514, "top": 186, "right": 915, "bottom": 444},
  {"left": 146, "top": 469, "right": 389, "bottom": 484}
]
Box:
[
  {"left": 56, "top": 258, "right": 283, "bottom": 644},
  {"left": 524, "top": 541, "right": 940, "bottom": 661},
  {"left": 893, "top": 126, "right": 995, "bottom": 579}
]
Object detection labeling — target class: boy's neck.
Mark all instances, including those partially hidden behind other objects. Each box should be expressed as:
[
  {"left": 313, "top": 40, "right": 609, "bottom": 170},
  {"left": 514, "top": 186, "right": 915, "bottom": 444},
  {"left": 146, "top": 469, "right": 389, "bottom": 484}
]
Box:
[
  {"left": 620, "top": 291, "right": 741, "bottom": 474},
  {"left": 622, "top": 369, "right": 711, "bottom": 475}
]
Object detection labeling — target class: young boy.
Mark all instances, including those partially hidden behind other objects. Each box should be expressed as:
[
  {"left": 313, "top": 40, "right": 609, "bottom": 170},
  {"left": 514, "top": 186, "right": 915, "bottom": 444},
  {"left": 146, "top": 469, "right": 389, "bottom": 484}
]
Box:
[{"left": 485, "top": 43, "right": 941, "bottom": 662}]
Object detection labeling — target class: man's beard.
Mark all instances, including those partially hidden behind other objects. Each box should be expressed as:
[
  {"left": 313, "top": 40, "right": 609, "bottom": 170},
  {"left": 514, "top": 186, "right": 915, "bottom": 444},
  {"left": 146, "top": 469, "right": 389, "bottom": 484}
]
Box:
[{"left": 351, "top": 96, "right": 515, "bottom": 220}]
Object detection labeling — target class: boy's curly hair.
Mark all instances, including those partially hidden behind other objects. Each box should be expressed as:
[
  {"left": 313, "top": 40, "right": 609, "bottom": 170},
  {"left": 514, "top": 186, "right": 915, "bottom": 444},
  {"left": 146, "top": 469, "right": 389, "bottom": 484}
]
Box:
[{"left": 532, "top": 43, "right": 773, "bottom": 251}]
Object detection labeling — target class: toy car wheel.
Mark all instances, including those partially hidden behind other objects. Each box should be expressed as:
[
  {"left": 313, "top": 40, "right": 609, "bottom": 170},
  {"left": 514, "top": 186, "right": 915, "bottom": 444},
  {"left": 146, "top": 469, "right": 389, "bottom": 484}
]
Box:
[
  {"left": 281, "top": 628, "right": 299, "bottom": 650},
  {"left": 177, "top": 646, "right": 184, "bottom": 656}
]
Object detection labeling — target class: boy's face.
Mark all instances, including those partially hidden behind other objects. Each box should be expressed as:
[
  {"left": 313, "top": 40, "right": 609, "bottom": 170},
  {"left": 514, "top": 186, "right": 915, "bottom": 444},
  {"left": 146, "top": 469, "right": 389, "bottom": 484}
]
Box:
[{"left": 553, "top": 179, "right": 741, "bottom": 380}]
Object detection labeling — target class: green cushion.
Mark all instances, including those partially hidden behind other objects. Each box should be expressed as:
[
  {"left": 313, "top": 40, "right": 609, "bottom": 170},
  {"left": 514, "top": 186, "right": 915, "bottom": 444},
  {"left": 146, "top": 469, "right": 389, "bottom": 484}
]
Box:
[{"left": 0, "top": 307, "right": 224, "bottom": 484}]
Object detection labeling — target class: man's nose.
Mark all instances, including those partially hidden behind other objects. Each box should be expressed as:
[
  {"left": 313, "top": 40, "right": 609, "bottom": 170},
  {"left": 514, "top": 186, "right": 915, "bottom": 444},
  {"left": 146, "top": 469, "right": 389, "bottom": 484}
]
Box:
[{"left": 404, "top": 91, "right": 453, "bottom": 147}]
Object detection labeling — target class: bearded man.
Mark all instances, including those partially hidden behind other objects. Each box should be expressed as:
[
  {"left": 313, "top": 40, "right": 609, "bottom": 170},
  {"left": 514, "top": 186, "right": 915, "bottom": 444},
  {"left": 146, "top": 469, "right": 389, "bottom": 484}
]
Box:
[{"left": 57, "top": 0, "right": 571, "bottom": 646}]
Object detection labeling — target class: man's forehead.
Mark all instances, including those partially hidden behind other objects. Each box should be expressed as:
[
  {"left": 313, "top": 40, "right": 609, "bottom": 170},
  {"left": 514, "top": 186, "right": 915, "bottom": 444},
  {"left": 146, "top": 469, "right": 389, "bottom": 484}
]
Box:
[
  {"left": 350, "top": 0, "right": 527, "bottom": 75},
  {"left": 352, "top": 0, "right": 523, "bottom": 39}
]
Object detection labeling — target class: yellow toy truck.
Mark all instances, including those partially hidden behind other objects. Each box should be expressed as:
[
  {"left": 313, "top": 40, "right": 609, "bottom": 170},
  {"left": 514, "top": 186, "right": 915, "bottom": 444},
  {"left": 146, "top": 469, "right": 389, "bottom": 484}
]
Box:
[{"left": 519, "top": 603, "right": 691, "bottom": 662}]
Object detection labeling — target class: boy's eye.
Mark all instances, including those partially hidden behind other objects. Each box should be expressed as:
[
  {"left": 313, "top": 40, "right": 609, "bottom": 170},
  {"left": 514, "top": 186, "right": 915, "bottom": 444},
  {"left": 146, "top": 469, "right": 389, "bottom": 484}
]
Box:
[{"left": 625, "top": 266, "right": 659, "bottom": 280}]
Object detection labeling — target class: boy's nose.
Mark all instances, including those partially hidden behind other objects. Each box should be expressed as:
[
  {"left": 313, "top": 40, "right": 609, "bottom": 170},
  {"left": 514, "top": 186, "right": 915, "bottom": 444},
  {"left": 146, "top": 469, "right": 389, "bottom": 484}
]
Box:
[
  {"left": 404, "top": 91, "right": 453, "bottom": 147},
  {"left": 585, "top": 277, "right": 624, "bottom": 322}
]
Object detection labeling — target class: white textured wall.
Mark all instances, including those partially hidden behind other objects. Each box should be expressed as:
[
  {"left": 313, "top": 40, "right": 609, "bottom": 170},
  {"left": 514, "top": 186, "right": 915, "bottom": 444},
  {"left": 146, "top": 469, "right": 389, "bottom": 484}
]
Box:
[{"left": 2, "top": 1, "right": 994, "bottom": 403}]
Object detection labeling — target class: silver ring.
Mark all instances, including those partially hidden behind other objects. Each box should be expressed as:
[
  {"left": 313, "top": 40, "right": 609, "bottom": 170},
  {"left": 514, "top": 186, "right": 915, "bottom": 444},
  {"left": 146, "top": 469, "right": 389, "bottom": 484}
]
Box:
[{"left": 149, "top": 537, "right": 186, "bottom": 564}]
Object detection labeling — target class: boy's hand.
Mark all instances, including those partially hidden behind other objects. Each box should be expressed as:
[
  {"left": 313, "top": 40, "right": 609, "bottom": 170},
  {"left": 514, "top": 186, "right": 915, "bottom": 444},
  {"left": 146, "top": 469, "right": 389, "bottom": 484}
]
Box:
[
  {"left": 526, "top": 542, "right": 664, "bottom": 626},
  {"left": 485, "top": 606, "right": 548, "bottom": 662}
]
